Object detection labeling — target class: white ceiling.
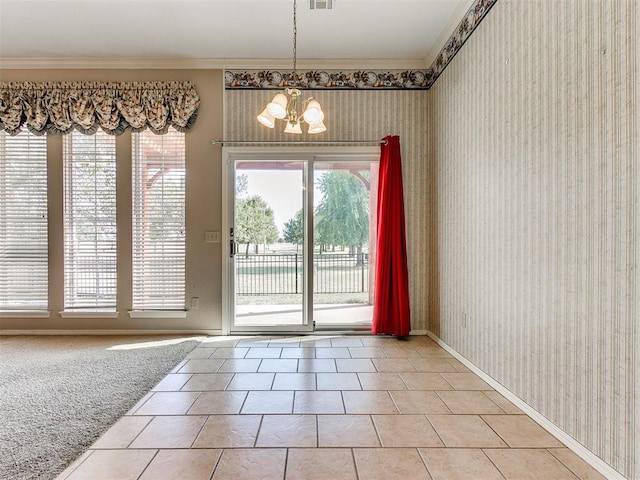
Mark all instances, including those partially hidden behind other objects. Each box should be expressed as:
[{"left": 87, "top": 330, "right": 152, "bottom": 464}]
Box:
[{"left": 0, "top": 0, "right": 475, "bottom": 68}]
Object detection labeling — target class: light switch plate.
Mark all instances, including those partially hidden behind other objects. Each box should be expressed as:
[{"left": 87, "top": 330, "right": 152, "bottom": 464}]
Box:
[{"left": 205, "top": 231, "right": 221, "bottom": 243}]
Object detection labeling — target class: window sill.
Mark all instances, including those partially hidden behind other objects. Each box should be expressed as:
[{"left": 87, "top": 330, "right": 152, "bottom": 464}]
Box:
[
  {"left": 59, "top": 311, "right": 119, "bottom": 319},
  {"left": 129, "top": 310, "right": 188, "bottom": 319},
  {"left": 0, "top": 310, "right": 51, "bottom": 318}
]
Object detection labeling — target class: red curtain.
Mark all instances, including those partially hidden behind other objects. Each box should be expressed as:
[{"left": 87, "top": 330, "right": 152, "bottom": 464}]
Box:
[{"left": 372, "top": 135, "right": 411, "bottom": 337}]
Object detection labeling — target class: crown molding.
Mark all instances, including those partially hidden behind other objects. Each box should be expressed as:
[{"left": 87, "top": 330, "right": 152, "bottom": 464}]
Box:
[
  {"left": 425, "top": 0, "right": 477, "bottom": 67},
  {"left": 0, "top": 57, "right": 428, "bottom": 71}
]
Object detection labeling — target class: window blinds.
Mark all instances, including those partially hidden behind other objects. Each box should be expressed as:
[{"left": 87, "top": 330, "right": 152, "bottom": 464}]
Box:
[
  {"left": 132, "top": 129, "right": 185, "bottom": 310},
  {"left": 0, "top": 131, "right": 48, "bottom": 310},
  {"left": 63, "top": 131, "right": 117, "bottom": 310}
]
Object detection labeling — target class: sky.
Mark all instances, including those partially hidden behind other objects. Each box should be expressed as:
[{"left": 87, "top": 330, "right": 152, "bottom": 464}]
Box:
[{"left": 238, "top": 170, "right": 325, "bottom": 235}]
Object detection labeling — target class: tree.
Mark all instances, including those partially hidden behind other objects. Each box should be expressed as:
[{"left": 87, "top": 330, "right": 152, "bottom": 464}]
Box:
[
  {"left": 315, "top": 171, "right": 369, "bottom": 264},
  {"left": 283, "top": 209, "right": 304, "bottom": 251},
  {"left": 235, "top": 195, "right": 279, "bottom": 256}
]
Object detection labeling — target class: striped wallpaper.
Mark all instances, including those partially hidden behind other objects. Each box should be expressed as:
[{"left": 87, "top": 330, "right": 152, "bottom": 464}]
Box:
[
  {"left": 224, "top": 89, "right": 431, "bottom": 332},
  {"left": 430, "top": 0, "right": 638, "bottom": 478}
]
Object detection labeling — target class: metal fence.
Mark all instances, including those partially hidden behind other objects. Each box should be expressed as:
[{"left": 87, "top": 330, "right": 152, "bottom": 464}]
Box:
[{"left": 235, "top": 253, "right": 368, "bottom": 295}]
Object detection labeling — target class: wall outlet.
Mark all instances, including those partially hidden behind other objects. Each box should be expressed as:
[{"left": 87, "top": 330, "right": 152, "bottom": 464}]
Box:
[
  {"left": 191, "top": 297, "right": 199, "bottom": 310},
  {"left": 205, "top": 231, "right": 220, "bottom": 243},
  {"left": 461, "top": 312, "right": 467, "bottom": 328}
]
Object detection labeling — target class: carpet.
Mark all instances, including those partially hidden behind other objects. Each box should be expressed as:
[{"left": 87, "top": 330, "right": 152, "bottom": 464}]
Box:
[{"left": 0, "top": 335, "right": 202, "bottom": 480}]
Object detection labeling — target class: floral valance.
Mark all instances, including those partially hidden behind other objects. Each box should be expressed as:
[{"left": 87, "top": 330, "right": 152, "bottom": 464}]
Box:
[{"left": 0, "top": 81, "right": 200, "bottom": 136}]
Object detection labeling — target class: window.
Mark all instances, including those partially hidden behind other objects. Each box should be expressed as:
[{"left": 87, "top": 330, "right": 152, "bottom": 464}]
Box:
[
  {"left": 0, "top": 130, "right": 48, "bottom": 310},
  {"left": 132, "top": 129, "right": 185, "bottom": 310},
  {"left": 63, "top": 131, "right": 117, "bottom": 310}
]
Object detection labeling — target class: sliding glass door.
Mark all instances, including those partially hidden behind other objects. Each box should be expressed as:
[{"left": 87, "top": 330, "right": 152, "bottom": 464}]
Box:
[{"left": 223, "top": 148, "right": 378, "bottom": 334}]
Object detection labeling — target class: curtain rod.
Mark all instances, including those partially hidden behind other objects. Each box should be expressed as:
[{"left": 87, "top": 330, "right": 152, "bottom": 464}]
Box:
[{"left": 210, "top": 139, "right": 387, "bottom": 146}]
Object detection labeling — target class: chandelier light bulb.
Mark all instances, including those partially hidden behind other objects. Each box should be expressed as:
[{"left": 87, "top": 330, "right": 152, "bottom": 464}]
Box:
[
  {"left": 284, "top": 121, "right": 303, "bottom": 134},
  {"left": 267, "top": 93, "right": 288, "bottom": 119},
  {"left": 307, "top": 120, "right": 327, "bottom": 134},
  {"left": 302, "top": 100, "right": 324, "bottom": 124},
  {"left": 257, "top": 107, "right": 276, "bottom": 128}
]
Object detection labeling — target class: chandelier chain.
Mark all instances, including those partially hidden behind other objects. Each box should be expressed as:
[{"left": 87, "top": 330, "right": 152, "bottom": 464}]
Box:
[{"left": 292, "top": 0, "right": 297, "bottom": 78}]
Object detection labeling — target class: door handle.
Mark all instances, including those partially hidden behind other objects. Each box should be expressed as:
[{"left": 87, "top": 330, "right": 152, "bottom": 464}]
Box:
[{"left": 230, "top": 240, "right": 235, "bottom": 258}]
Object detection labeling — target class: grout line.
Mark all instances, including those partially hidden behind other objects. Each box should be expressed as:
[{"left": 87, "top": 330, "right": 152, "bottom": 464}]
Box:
[{"left": 134, "top": 449, "right": 159, "bottom": 480}]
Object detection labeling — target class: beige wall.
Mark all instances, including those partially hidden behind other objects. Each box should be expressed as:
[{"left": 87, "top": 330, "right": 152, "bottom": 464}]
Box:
[
  {"left": 0, "top": 69, "right": 224, "bottom": 333},
  {"left": 225, "top": 89, "right": 431, "bottom": 331},
  {"left": 430, "top": 0, "right": 638, "bottom": 478}
]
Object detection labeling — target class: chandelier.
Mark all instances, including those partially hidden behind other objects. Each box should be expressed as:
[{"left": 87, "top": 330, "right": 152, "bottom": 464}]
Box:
[{"left": 257, "top": 0, "right": 326, "bottom": 134}]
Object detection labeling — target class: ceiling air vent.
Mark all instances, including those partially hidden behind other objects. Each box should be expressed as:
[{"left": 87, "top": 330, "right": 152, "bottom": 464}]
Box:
[{"left": 310, "top": 0, "right": 334, "bottom": 9}]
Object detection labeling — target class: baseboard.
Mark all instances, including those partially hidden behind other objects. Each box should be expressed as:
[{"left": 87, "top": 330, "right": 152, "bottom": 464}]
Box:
[
  {"left": 410, "top": 330, "right": 428, "bottom": 335},
  {"left": 426, "top": 331, "right": 626, "bottom": 480},
  {"left": 0, "top": 329, "right": 224, "bottom": 336}
]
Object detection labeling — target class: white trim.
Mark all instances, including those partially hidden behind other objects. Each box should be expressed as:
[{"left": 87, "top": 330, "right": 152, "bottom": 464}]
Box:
[
  {"left": 0, "top": 57, "right": 429, "bottom": 71},
  {"left": 0, "top": 329, "right": 224, "bottom": 336},
  {"left": 426, "top": 331, "right": 627, "bottom": 480},
  {"left": 128, "top": 310, "right": 188, "bottom": 319},
  {"left": 59, "top": 311, "right": 119, "bottom": 319},
  {"left": 409, "top": 329, "right": 428, "bottom": 336},
  {"left": 0, "top": 310, "right": 51, "bottom": 319}
]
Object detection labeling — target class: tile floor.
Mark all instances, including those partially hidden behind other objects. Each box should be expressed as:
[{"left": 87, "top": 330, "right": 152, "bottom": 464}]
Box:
[{"left": 56, "top": 335, "right": 605, "bottom": 480}]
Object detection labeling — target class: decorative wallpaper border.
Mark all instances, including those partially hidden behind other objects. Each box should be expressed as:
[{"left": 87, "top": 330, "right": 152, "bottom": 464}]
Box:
[{"left": 225, "top": 0, "right": 497, "bottom": 91}]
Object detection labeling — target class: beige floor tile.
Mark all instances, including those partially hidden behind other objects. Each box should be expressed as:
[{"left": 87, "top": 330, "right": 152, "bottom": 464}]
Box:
[
  {"left": 268, "top": 338, "right": 301, "bottom": 348},
  {"left": 236, "top": 338, "right": 273, "bottom": 347},
  {"left": 297, "top": 358, "right": 337, "bottom": 372},
  {"left": 427, "top": 415, "right": 507, "bottom": 448},
  {"left": 409, "top": 358, "right": 459, "bottom": 373},
  {"left": 152, "top": 373, "right": 192, "bottom": 391},
  {"left": 217, "top": 358, "right": 262, "bottom": 372},
  {"left": 91, "top": 416, "right": 153, "bottom": 449},
  {"left": 200, "top": 338, "right": 240, "bottom": 348},
  {"left": 134, "top": 391, "right": 200, "bottom": 415},
  {"left": 415, "top": 347, "right": 454, "bottom": 359},
  {"left": 481, "top": 415, "right": 564, "bottom": 447},
  {"left": 245, "top": 347, "right": 282, "bottom": 358},
  {"left": 255, "top": 414, "right": 317, "bottom": 447},
  {"left": 241, "top": 390, "right": 294, "bottom": 414},
  {"left": 187, "top": 391, "right": 248, "bottom": 414},
  {"left": 138, "top": 449, "right": 221, "bottom": 480},
  {"left": 343, "top": 391, "right": 398, "bottom": 414},
  {"left": 316, "top": 372, "right": 362, "bottom": 390},
  {"left": 381, "top": 346, "right": 423, "bottom": 358},
  {"left": 126, "top": 392, "right": 153, "bottom": 415},
  {"left": 348, "top": 347, "right": 387, "bottom": 358},
  {"left": 226, "top": 372, "right": 275, "bottom": 390},
  {"left": 373, "top": 415, "right": 444, "bottom": 447},
  {"left": 314, "top": 347, "right": 351, "bottom": 358},
  {"left": 286, "top": 448, "right": 357, "bottom": 480},
  {"left": 65, "top": 450, "right": 156, "bottom": 480},
  {"left": 129, "top": 415, "right": 207, "bottom": 448},
  {"left": 482, "top": 391, "right": 523, "bottom": 414},
  {"left": 170, "top": 359, "right": 189, "bottom": 373},
  {"left": 445, "top": 358, "right": 471, "bottom": 372},
  {"left": 212, "top": 448, "right": 286, "bottom": 480},
  {"left": 440, "top": 372, "right": 492, "bottom": 390},
  {"left": 418, "top": 448, "right": 504, "bottom": 480},
  {"left": 55, "top": 450, "right": 93, "bottom": 480},
  {"left": 330, "top": 337, "right": 364, "bottom": 347},
  {"left": 293, "top": 390, "right": 345, "bottom": 414},
  {"left": 336, "top": 358, "right": 377, "bottom": 372},
  {"left": 272, "top": 372, "right": 317, "bottom": 390},
  {"left": 436, "top": 391, "right": 505, "bottom": 414},
  {"left": 400, "top": 373, "right": 453, "bottom": 390},
  {"left": 186, "top": 348, "right": 215, "bottom": 359},
  {"left": 298, "top": 337, "right": 333, "bottom": 347},
  {"left": 354, "top": 448, "right": 432, "bottom": 480},
  {"left": 181, "top": 373, "right": 234, "bottom": 391},
  {"left": 358, "top": 372, "right": 408, "bottom": 390},
  {"left": 359, "top": 336, "right": 393, "bottom": 346},
  {"left": 389, "top": 391, "right": 451, "bottom": 414},
  {"left": 372, "top": 358, "right": 418, "bottom": 372},
  {"left": 484, "top": 448, "right": 579, "bottom": 479},
  {"left": 259, "top": 359, "right": 299, "bottom": 372},
  {"left": 548, "top": 448, "right": 607, "bottom": 480},
  {"left": 318, "top": 415, "right": 380, "bottom": 447},
  {"left": 176, "top": 358, "right": 225, "bottom": 373},
  {"left": 193, "top": 415, "right": 261, "bottom": 448},
  {"left": 207, "top": 346, "right": 249, "bottom": 358},
  {"left": 280, "top": 347, "right": 315, "bottom": 358}
]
